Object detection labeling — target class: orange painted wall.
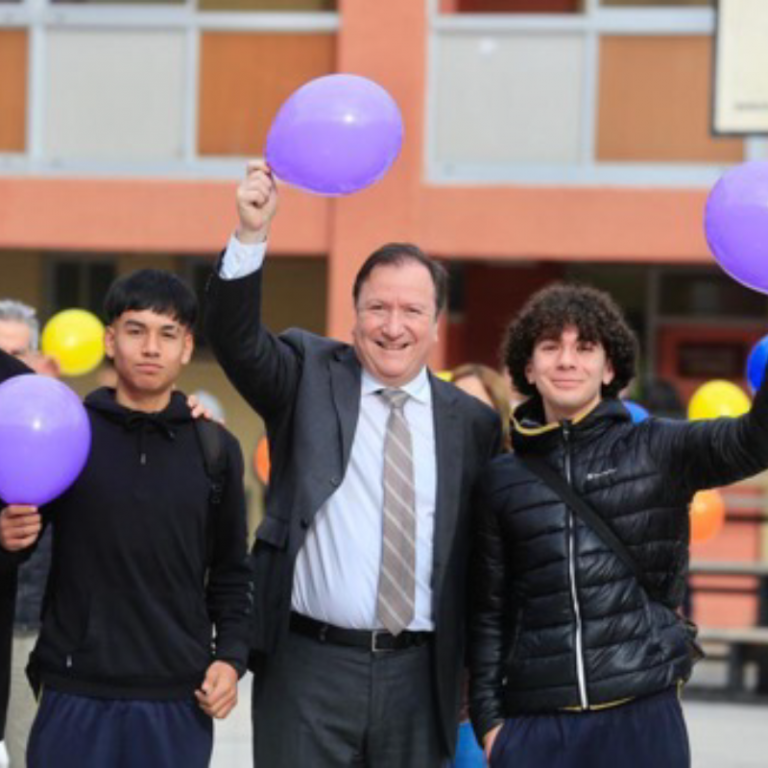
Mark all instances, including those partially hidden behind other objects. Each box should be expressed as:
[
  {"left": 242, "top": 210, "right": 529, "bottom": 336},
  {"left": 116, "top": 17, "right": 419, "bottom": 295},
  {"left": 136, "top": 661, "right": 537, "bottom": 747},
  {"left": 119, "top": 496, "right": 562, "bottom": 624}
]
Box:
[
  {"left": 0, "top": 178, "right": 331, "bottom": 255},
  {"left": 0, "top": 30, "right": 28, "bottom": 153},
  {"left": 598, "top": 36, "right": 743, "bottom": 164},
  {"left": 198, "top": 32, "right": 336, "bottom": 156}
]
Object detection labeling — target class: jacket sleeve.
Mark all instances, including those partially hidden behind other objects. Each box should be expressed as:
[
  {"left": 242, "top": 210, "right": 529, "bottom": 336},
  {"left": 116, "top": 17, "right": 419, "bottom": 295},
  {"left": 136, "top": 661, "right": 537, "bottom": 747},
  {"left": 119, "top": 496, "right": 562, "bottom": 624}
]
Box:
[
  {"left": 205, "top": 264, "right": 302, "bottom": 421},
  {"left": 468, "top": 475, "right": 508, "bottom": 745},
  {"left": 0, "top": 349, "right": 32, "bottom": 380},
  {"left": 205, "top": 434, "right": 253, "bottom": 677},
  {"left": 650, "top": 371, "right": 768, "bottom": 496}
]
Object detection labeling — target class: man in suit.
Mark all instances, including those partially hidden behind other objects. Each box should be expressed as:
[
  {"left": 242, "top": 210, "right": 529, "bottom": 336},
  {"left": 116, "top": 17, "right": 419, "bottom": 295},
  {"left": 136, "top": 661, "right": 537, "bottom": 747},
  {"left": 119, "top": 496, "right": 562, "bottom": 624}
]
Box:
[{"left": 206, "top": 161, "right": 501, "bottom": 767}]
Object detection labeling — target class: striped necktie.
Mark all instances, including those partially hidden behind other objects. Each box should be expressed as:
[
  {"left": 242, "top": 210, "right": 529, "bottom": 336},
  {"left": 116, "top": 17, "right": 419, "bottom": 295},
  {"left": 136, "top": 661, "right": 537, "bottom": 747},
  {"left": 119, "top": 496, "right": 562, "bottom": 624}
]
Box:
[{"left": 377, "top": 388, "right": 416, "bottom": 636}]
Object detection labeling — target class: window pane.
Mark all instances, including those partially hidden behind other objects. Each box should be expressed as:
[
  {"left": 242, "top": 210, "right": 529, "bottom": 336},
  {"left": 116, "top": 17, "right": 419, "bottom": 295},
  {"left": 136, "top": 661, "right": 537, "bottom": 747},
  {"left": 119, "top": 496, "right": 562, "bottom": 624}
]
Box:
[
  {"left": 441, "top": 0, "right": 583, "bottom": 11},
  {"left": 601, "top": 0, "right": 709, "bottom": 6},
  {"left": 199, "top": 0, "right": 335, "bottom": 10},
  {"left": 597, "top": 36, "right": 743, "bottom": 163},
  {"left": 433, "top": 32, "right": 585, "bottom": 166},
  {"left": 52, "top": 263, "right": 81, "bottom": 313},
  {"left": 52, "top": 262, "right": 116, "bottom": 318},
  {"left": 45, "top": 30, "right": 186, "bottom": 162},
  {"left": 659, "top": 273, "right": 766, "bottom": 318},
  {"left": 0, "top": 31, "right": 27, "bottom": 152},
  {"left": 198, "top": 33, "right": 335, "bottom": 156},
  {"left": 87, "top": 263, "right": 117, "bottom": 319},
  {"left": 51, "top": 0, "right": 184, "bottom": 5}
]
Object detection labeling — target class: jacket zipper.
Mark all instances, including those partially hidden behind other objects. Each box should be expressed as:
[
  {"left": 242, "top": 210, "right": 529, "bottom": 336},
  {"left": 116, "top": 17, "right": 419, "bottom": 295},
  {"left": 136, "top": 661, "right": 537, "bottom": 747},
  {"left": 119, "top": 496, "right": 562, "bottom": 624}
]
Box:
[{"left": 563, "top": 422, "right": 589, "bottom": 709}]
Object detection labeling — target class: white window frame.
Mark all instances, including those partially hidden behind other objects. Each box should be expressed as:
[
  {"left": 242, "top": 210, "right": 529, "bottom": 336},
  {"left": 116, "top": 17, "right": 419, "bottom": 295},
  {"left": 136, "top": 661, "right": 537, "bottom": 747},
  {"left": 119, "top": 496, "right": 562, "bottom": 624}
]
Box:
[
  {"left": 426, "top": 0, "right": 767, "bottom": 187},
  {"left": 0, "top": 0, "right": 339, "bottom": 177}
]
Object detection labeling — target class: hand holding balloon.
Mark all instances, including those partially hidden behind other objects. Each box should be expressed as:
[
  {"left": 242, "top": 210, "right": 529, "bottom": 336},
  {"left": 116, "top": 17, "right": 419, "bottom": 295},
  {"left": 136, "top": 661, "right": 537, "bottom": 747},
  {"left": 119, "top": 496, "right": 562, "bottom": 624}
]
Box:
[
  {"left": 0, "top": 505, "right": 42, "bottom": 552},
  {"left": 236, "top": 160, "right": 279, "bottom": 244}
]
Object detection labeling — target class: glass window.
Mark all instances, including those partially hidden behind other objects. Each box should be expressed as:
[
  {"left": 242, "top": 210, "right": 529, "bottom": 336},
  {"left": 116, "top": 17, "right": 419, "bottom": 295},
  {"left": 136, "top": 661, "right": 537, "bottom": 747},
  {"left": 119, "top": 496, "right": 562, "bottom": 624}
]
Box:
[
  {"left": 601, "top": 1, "right": 710, "bottom": 6},
  {"left": 51, "top": 260, "right": 117, "bottom": 319},
  {"left": 199, "top": 0, "right": 335, "bottom": 10},
  {"left": 45, "top": 29, "right": 186, "bottom": 163},
  {"left": 433, "top": 32, "right": 585, "bottom": 167},
  {"left": 659, "top": 272, "right": 767, "bottom": 319},
  {"left": 51, "top": 0, "right": 184, "bottom": 5},
  {"left": 441, "top": 0, "right": 583, "bottom": 11}
]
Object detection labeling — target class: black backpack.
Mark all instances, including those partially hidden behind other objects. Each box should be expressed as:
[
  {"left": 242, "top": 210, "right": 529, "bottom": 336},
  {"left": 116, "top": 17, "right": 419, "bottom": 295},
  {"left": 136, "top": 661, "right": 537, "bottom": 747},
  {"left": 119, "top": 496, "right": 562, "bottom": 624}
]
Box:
[{"left": 194, "top": 420, "right": 227, "bottom": 563}]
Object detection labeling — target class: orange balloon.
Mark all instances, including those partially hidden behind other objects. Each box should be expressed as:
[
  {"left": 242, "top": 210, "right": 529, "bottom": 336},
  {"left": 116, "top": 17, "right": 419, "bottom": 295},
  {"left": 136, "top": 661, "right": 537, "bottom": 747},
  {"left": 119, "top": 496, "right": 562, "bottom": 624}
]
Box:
[
  {"left": 253, "top": 436, "right": 270, "bottom": 485},
  {"left": 690, "top": 489, "right": 726, "bottom": 543}
]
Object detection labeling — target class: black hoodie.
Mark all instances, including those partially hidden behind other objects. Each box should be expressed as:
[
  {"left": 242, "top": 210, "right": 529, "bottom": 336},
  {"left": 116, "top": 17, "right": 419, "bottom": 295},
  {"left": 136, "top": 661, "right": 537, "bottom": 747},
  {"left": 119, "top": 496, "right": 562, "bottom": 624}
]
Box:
[{"left": 0, "top": 388, "right": 252, "bottom": 701}]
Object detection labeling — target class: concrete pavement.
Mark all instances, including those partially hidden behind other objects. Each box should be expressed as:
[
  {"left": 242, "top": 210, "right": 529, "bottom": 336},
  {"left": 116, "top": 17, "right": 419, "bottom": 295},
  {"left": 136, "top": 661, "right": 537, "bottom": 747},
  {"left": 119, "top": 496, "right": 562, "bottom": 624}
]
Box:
[{"left": 211, "top": 673, "right": 767, "bottom": 767}]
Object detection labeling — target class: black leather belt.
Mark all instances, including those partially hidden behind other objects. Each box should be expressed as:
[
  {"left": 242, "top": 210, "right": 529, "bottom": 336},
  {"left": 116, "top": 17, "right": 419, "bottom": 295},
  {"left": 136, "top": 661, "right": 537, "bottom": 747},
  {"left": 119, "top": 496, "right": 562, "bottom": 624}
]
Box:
[{"left": 289, "top": 612, "right": 432, "bottom": 653}]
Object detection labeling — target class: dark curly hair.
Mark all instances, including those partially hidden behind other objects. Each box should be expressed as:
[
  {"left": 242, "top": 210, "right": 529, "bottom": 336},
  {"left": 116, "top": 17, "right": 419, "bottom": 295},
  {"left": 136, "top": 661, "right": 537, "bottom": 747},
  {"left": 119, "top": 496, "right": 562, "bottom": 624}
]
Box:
[{"left": 502, "top": 283, "right": 638, "bottom": 399}]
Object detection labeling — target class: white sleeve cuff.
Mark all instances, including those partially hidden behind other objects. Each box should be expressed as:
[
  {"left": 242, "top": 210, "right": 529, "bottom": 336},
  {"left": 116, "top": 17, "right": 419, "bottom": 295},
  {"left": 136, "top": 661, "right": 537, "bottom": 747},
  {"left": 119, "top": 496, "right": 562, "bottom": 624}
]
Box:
[{"left": 218, "top": 234, "right": 268, "bottom": 280}]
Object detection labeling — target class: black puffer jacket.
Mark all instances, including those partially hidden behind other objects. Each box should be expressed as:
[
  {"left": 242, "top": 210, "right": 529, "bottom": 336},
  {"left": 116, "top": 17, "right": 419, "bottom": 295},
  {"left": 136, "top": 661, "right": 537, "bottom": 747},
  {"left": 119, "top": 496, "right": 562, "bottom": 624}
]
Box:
[{"left": 469, "top": 386, "right": 768, "bottom": 742}]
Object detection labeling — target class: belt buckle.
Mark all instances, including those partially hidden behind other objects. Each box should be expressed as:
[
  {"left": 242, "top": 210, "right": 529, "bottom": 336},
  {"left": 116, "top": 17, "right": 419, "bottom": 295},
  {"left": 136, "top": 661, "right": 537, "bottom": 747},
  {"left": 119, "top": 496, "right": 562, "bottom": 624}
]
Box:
[{"left": 371, "top": 629, "right": 389, "bottom": 653}]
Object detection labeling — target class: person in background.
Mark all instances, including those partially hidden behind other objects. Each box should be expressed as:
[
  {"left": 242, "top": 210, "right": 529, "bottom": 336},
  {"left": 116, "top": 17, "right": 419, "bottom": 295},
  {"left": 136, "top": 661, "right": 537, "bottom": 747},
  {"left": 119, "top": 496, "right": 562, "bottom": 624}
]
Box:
[
  {"left": 0, "top": 300, "right": 57, "bottom": 768},
  {"left": 451, "top": 363, "right": 514, "bottom": 451}
]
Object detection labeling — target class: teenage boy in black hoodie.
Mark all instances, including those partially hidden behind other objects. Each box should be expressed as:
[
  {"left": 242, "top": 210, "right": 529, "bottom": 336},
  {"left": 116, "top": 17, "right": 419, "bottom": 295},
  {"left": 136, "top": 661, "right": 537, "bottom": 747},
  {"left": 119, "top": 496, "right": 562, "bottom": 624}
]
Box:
[{"left": 0, "top": 271, "right": 252, "bottom": 768}]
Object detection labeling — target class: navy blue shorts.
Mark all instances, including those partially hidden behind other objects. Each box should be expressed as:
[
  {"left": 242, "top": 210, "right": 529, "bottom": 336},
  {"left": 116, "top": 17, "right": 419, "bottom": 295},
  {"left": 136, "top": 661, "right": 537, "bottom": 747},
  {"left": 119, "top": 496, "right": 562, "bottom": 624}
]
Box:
[
  {"left": 489, "top": 688, "right": 690, "bottom": 768},
  {"left": 27, "top": 689, "right": 213, "bottom": 768}
]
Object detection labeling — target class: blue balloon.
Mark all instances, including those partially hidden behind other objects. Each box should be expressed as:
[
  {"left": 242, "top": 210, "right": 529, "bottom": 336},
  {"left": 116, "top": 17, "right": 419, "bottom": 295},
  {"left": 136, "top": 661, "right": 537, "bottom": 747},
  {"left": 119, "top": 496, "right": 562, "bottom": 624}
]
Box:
[
  {"left": 623, "top": 400, "right": 650, "bottom": 423},
  {"left": 746, "top": 335, "right": 768, "bottom": 393}
]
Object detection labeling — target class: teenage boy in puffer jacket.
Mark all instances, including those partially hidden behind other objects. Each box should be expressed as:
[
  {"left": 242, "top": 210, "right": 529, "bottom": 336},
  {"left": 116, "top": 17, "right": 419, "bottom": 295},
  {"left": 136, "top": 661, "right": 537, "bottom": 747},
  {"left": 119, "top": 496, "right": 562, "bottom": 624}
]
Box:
[{"left": 470, "top": 283, "right": 768, "bottom": 768}]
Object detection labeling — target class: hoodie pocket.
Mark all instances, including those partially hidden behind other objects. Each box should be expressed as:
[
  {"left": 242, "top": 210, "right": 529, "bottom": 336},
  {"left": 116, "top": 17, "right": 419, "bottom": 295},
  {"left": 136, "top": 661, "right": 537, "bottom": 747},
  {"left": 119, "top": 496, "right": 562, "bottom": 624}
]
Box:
[{"left": 68, "top": 589, "right": 212, "bottom": 680}]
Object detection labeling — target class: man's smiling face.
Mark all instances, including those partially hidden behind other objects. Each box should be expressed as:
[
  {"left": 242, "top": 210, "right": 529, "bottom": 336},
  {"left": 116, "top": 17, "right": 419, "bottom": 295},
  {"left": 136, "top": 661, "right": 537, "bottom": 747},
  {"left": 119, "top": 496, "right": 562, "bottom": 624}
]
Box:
[{"left": 352, "top": 260, "right": 439, "bottom": 388}]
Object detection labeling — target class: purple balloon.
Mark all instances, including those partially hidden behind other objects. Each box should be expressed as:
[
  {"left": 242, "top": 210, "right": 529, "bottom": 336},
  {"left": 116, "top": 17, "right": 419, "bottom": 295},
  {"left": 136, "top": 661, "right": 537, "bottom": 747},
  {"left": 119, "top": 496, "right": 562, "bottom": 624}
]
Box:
[
  {"left": 0, "top": 375, "right": 91, "bottom": 505},
  {"left": 705, "top": 161, "right": 768, "bottom": 294},
  {"left": 266, "top": 74, "right": 404, "bottom": 196}
]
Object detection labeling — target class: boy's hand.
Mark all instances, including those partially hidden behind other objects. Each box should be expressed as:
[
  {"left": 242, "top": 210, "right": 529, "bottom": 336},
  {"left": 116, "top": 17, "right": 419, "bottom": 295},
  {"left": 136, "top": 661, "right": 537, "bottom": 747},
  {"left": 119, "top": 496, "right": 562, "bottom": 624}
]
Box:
[
  {"left": 0, "top": 505, "right": 42, "bottom": 551},
  {"left": 195, "top": 661, "right": 239, "bottom": 719},
  {"left": 484, "top": 723, "right": 503, "bottom": 761}
]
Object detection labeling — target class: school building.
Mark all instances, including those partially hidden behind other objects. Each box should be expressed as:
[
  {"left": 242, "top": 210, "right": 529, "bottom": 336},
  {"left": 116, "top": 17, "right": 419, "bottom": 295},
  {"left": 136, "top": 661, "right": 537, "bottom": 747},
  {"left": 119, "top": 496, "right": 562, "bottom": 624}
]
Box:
[{"left": 1, "top": 0, "right": 767, "bottom": 626}]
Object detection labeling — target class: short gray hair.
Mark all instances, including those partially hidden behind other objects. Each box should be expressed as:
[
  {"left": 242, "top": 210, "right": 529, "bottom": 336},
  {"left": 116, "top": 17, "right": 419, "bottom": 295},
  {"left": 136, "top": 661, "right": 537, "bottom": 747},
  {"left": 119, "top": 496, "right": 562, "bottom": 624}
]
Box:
[{"left": 0, "top": 299, "right": 40, "bottom": 351}]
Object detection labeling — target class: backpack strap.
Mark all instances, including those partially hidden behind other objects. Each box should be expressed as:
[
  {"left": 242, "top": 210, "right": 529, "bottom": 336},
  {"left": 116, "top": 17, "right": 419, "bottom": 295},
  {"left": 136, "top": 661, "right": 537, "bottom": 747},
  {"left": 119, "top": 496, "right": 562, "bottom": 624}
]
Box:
[
  {"left": 194, "top": 419, "right": 227, "bottom": 507},
  {"left": 194, "top": 420, "right": 228, "bottom": 566},
  {"left": 519, "top": 454, "right": 662, "bottom": 602}
]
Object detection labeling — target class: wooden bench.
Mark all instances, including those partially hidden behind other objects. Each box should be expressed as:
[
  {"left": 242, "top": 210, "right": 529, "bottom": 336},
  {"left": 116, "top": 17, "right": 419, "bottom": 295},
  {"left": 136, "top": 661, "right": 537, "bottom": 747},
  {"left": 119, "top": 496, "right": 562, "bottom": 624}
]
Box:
[{"left": 697, "top": 626, "right": 768, "bottom": 693}]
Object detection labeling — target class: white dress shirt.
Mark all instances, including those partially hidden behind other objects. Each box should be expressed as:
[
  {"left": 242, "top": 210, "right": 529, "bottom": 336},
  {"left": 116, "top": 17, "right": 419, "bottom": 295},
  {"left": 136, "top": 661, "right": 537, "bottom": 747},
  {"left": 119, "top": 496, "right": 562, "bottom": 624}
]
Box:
[{"left": 219, "top": 237, "right": 437, "bottom": 631}]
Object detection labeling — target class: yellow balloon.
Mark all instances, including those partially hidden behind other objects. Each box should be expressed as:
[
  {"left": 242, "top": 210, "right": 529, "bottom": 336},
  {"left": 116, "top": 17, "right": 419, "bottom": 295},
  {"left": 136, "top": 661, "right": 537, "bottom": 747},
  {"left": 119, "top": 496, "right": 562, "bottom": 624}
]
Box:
[
  {"left": 687, "top": 380, "right": 750, "bottom": 421},
  {"left": 41, "top": 309, "right": 105, "bottom": 377}
]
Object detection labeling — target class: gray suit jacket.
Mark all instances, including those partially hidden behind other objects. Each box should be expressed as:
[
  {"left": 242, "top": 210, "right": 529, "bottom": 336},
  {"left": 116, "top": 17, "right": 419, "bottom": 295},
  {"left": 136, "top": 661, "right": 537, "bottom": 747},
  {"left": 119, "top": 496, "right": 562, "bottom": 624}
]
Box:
[{"left": 206, "top": 268, "right": 501, "bottom": 755}]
